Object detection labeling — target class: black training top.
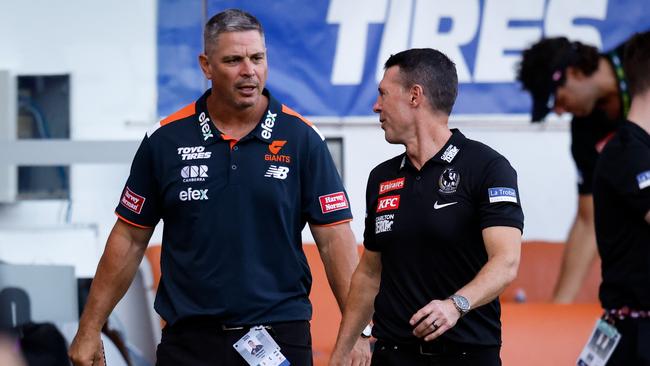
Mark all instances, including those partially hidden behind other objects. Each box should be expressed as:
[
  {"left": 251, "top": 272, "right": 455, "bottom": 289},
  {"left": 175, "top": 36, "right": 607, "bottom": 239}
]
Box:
[
  {"left": 571, "top": 43, "right": 628, "bottom": 195},
  {"left": 115, "top": 88, "right": 352, "bottom": 325},
  {"left": 363, "top": 129, "right": 524, "bottom": 346},
  {"left": 594, "top": 120, "right": 650, "bottom": 309}
]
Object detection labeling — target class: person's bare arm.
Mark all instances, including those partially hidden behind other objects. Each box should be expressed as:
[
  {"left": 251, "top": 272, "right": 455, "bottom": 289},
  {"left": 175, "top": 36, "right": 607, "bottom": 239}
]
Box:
[
  {"left": 310, "top": 222, "right": 371, "bottom": 365},
  {"left": 330, "top": 250, "right": 381, "bottom": 366},
  {"left": 310, "top": 222, "right": 359, "bottom": 309},
  {"left": 410, "top": 226, "right": 521, "bottom": 341},
  {"left": 553, "top": 194, "right": 598, "bottom": 303},
  {"left": 69, "top": 219, "right": 153, "bottom": 366}
]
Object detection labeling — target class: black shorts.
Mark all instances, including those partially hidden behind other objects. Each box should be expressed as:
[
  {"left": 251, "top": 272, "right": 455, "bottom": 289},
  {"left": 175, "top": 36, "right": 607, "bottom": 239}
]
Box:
[
  {"left": 607, "top": 317, "right": 650, "bottom": 366},
  {"left": 156, "top": 317, "right": 312, "bottom": 366}
]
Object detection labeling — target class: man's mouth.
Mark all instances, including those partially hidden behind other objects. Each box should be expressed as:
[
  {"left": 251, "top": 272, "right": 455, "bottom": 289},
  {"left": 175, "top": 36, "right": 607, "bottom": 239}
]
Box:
[{"left": 236, "top": 83, "right": 258, "bottom": 94}]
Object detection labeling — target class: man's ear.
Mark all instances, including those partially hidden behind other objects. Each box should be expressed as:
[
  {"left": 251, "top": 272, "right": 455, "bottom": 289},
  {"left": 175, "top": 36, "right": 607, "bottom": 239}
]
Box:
[
  {"left": 198, "top": 53, "right": 212, "bottom": 80},
  {"left": 410, "top": 84, "right": 424, "bottom": 106}
]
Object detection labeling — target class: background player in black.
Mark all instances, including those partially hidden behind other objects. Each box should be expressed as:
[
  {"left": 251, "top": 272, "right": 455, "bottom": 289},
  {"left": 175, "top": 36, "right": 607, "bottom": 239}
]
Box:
[
  {"left": 69, "top": 9, "right": 370, "bottom": 366},
  {"left": 517, "top": 36, "right": 631, "bottom": 303},
  {"left": 330, "top": 48, "right": 523, "bottom": 366},
  {"left": 593, "top": 31, "right": 650, "bottom": 365}
]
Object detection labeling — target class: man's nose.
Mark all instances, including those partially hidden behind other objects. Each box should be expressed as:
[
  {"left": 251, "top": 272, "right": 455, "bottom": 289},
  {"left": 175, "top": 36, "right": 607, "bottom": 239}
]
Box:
[
  {"left": 372, "top": 100, "right": 381, "bottom": 113},
  {"left": 240, "top": 59, "right": 254, "bottom": 76}
]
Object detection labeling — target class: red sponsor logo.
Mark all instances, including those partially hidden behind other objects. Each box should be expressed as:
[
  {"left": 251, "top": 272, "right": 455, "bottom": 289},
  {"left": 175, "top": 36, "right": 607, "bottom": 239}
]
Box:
[
  {"left": 319, "top": 191, "right": 349, "bottom": 214},
  {"left": 265, "top": 140, "right": 291, "bottom": 163},
  {"left": 120, "top": 187, "right": 145, "bottom": 214},
  {"left": 379, "top": 177, "right": 405, "bottom": 194},
  {"left": 269, "top": 140, "right": 287, "bottom": 154},
  {"left": 376, "top": 195, "right": 400, "bottom": 213}
]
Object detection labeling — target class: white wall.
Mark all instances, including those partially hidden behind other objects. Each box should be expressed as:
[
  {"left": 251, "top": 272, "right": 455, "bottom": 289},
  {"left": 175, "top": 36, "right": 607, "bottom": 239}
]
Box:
[
  {"left": 0, "top": 0, "right": 157, "bottom": 241},
  {"left": 313, "top": 118, "right": 575, "bottom": 243}
]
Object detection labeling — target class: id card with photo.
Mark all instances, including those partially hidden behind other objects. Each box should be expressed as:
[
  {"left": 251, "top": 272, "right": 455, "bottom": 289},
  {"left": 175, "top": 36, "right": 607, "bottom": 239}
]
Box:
[
  {"left": 233, "top": 326, "right": 290, "bottom": 366},
  {"left": 576, "top": 319, "right": 621, "bottom": 366}
]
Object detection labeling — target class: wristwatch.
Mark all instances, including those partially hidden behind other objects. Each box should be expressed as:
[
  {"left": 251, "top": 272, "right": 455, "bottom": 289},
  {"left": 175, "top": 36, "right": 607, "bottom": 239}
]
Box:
[
  {"left": 448, "top": 294, "right": 471, "bottom": 316},
  {"left": 360, "top": 324, "right": 373, "bottom": 338}
]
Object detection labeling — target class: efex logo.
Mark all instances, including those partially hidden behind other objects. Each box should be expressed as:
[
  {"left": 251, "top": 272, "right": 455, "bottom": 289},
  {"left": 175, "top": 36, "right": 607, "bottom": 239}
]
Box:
[
  {"left": 179, "top": 187, "right": 208, "bottom": 201},
  {"left": 260, "top": 110, "right": 277, "bottom": 139},
  {"left": 265, "top": 140, "right": 291, "bottom": 163},
  {"left": 198, "top": 112, "right": 214, "bottom": 141}
]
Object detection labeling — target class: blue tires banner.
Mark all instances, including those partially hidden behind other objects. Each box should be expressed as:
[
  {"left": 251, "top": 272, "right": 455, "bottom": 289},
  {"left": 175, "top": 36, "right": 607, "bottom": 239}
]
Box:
[{"left": 158, "top": 0, "right": 650, "bottom": 118}]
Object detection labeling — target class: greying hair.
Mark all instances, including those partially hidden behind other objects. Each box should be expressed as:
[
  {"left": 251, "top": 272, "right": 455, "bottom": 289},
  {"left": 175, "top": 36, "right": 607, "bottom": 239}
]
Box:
[
  {"left": 384, "top": 49, "right": 458, "bottom": 115},
  {"left": 203, "top": 9, "right": 264, "bottom": 55}
]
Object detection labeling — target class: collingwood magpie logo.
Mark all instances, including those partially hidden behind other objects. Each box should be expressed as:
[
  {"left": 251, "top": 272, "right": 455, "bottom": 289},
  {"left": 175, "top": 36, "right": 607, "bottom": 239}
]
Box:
[{"left": 438, "top": 167, "right": 460, "bottom": 194}]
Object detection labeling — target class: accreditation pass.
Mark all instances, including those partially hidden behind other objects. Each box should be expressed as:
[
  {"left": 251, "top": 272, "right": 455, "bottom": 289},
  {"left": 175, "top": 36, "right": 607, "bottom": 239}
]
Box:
[
  {"left": 233, "top": 326, "right": 290, "bottom": 366},
  {"left": 576, "top": 319, "right": 621, "bottom": 366}
]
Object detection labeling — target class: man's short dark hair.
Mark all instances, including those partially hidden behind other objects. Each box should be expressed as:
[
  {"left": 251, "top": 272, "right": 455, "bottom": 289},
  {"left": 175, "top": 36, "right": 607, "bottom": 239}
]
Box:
[
  {"left": 204, "top": 9, "right": 264, "bottom": 55},
  {"left": 517, "top": 37, "right": 600, "bottom": 121},
  {"left": 384, "top": 48, "right": 458, "bottom": 115},
  {"left": 623, "top": 31, "right": 650, "bottom": 98}
]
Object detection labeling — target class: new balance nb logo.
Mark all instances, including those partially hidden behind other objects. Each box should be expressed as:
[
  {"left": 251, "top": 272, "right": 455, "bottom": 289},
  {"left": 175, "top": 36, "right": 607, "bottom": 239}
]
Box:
[{"left": 264, "top": 165, "right": 289, "bottom": 180}]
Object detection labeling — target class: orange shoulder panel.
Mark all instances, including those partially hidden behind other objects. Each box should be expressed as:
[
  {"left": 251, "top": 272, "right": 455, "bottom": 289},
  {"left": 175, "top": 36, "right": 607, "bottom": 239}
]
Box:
[
  {"left": 160, "top": 102, "right": 196, "bottom": 127},
  {"left": 281, "top": 105, "right": 313, "bottom": 126}
]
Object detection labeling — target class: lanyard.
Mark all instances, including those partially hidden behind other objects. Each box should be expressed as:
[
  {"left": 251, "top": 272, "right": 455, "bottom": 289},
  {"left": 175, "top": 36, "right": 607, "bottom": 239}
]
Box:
[{"left": 609, "top": 51, "right": 630, "bottom": 118}]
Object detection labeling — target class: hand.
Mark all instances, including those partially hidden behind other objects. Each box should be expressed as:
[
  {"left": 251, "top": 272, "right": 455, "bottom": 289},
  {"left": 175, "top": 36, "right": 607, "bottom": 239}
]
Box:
[
  {"left": 409, "top": 299, "right": 460, "bottom": 341},
  {"left": 329, "top": 337, "right": 371, "bottom": 366},
  {"left": 68, "top": 330, "right": 105, "bottom": 366},
  {"left": 349, "top": 337, "right": 371, "bottom": 366}
]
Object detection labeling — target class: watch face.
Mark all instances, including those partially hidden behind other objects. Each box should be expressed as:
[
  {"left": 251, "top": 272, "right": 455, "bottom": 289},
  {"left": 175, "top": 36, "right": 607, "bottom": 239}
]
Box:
[{"left": 452, "top": 295, "right": 470, "bottom": 312}]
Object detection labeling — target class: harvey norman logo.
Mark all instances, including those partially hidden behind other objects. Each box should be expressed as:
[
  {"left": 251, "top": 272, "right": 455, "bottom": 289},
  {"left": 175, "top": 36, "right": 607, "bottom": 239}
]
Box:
[
  {"left": 121, "top": 187, "right": 145, "bottom": 214},
  {"left": 319, "top": 191, "right": 349, "bottom": 214},
  {"left": 261, "top": 110, "right": 277, "bottom": 140},
  {"left": 198, "top": 112, "right": 214, "bottom": 141}
]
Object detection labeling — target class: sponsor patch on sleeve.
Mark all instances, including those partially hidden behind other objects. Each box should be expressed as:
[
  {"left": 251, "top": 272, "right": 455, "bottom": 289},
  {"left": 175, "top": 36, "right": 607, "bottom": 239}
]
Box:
[
  {"left": 637, "top": 170, "right": 650, "bottom": 190},
  {"left": 319, "top": 191, "right": 349, "bottom": 214},
  {"left": 488, "top": 187, "right": 518, "bottom": 204},
  {"left": 376, "top": 195, "right": 400, "bottom": 213},
  {"left": 121, "top": 187, "right": 146, "bottom": 214},
  {"left": 379, "top": 177, "right": 405, "bottom": 194}
]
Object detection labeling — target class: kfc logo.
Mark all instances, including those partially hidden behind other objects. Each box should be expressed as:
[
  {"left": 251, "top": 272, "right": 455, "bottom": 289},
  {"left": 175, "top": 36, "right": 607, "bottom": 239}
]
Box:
[{"left": 376, "top": 195, "right": 400, "bottom": 213}]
